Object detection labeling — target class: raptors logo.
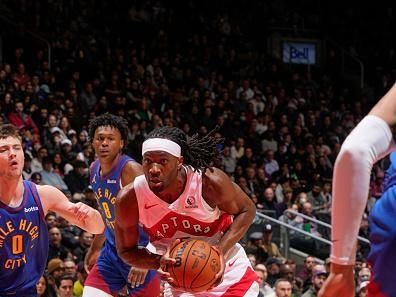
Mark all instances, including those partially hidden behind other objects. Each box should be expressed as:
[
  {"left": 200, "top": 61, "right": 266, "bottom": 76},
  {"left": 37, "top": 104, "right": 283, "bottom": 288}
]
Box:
[{"left": 186, "top": 196, "right": 198, "bottom": 209}]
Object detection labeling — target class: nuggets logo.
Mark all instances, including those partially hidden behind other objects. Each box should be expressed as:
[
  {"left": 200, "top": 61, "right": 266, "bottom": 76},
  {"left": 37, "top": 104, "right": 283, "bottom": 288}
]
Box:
[{"left": 186, "top": 196, "right": 198, "bottom": 208}]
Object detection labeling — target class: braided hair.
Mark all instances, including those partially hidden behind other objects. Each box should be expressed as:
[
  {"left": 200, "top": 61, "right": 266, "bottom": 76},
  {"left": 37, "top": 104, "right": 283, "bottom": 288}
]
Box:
[
  {"left": 146, "top": 126, "right": 223, "bottom": 172},
  {"left": 88, "top": 113, "right": 129, "bottom": 147}
]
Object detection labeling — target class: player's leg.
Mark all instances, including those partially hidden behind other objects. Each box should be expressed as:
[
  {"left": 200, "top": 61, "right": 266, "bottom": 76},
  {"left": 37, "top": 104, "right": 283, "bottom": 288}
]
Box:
[
  {"left": 83, "top": 252, "right": 128, "bottom": 297},
  {"left": 83, "top": 263, "right": 118, "bottom": 297}
]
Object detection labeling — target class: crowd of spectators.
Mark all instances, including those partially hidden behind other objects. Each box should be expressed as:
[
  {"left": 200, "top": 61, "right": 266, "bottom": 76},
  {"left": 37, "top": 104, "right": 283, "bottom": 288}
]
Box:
[{"left": 0, "top": 0, "right": 394, "bottom": 296}]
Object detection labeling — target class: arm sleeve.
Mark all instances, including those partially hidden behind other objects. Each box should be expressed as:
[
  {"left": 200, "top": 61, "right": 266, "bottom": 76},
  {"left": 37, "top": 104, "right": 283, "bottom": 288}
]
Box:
[{"left": 331, "top": 115, "right": 395, "bottom": 265}]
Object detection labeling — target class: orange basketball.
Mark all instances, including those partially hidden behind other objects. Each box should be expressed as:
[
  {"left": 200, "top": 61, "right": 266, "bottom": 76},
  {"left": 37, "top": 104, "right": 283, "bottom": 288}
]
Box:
[{"left": 167, "top": 239, "right": 221, "bottom": 292}]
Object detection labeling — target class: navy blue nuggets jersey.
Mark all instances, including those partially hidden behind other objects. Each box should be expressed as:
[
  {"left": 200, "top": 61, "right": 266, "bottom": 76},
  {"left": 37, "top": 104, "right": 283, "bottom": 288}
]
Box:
[
  {"left": 0, "top": 181, "right": 48, "bottom": 296},
  {"left": 90, "top": 155, "right": 148, "bottom": 249}
]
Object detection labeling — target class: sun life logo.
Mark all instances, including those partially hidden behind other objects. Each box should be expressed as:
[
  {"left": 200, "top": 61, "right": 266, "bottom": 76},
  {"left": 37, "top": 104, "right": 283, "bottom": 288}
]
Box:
[{"left": 186, "top": 196, "right": 198, "bottom": 208}]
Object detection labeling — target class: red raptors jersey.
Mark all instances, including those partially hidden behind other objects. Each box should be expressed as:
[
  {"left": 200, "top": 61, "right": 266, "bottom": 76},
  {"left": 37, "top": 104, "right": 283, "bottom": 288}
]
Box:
[{"left": 134, "top": 167, "right": 233, "bottom": 254}]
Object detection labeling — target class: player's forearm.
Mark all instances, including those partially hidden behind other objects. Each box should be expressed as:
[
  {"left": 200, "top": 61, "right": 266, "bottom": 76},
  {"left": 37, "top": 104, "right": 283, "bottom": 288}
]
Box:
[
  {"left": 118, "top": 246, "right": 161, "bottom": 270},
  {"left": 218, "top": 204, "right": 256, "bottom": 255},
  {"left": 89, "top": 233, "right": 106, "bottom": 252},
  {"left": 331, "top": 115, "right": 393, "bottom": 265},
  {"left": 82, "top": 209, "right": 105, "bottom": 234}
]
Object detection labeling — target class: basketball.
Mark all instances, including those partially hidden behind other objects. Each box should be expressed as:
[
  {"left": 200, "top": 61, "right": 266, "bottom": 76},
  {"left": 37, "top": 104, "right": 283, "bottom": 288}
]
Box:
[{"left": 167, "top": 239, "right": 221, "bottom": 292}]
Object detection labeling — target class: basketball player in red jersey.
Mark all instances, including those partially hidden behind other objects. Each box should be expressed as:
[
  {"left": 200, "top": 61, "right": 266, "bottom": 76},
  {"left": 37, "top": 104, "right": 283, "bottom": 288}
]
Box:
[{"left": 115, "top": 126, "right": 259, "bottom": 296}]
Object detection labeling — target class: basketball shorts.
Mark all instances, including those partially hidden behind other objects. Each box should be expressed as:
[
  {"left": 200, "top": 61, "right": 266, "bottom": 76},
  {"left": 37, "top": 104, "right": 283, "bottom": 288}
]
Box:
[{"left": 84, "top": 244, "right": 160, "bottom": 296}]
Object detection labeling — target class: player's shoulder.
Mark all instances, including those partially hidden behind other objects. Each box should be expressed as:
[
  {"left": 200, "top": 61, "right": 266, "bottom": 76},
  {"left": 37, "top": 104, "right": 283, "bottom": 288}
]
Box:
[
  {"left": 202, "top": 167, "right": 230, "bottom": 182},
  {"left": 121, "top": 160, "right": 143, "bottom": 184},
  {"left": 202, "top": 167, "right": 231, "bottom": 191},
  {"left": 118, "top": 180, "right": 138, "bottom": 201},
  {"left": 123, "top": 159, "right": 143, "bottom": 172}
]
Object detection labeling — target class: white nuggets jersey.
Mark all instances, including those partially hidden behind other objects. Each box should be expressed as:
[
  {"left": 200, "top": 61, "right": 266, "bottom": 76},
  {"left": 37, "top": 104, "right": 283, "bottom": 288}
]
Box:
[{"left": 134, "top": 167, "right": 259, "bottom": 297}]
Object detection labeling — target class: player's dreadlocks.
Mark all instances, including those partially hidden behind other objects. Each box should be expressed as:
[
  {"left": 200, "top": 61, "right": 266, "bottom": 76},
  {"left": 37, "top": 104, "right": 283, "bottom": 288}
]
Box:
[
  {"left": 146, "top": 126, "right": 224, "bottom": 172},
  {"left": 88, "top": 113, "right": 129, "bottom": 146}
]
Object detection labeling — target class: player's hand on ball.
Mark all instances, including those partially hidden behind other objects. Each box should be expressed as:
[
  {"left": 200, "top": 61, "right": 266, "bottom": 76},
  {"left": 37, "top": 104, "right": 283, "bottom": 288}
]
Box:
[
  {"left": 128, "top": 267, "right": 149, "bottom": 288},
  {"left": 158, "top": 239, "right": 180, "bottom": 284},
  {"left": 209, "top": 246, "right": 225, "bottom": 289}
]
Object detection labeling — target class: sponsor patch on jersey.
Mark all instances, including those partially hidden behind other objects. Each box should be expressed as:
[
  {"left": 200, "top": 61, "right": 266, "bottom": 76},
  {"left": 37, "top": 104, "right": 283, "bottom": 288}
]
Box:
[
  {"left": 24, "top": 206, "right": 39, "bottom": 213},
  {"left": 185, "top": 196, "right": 198, "bottom": 208},
  {"left": 107, "top": 179, "right": 117, "bottom": 184}
]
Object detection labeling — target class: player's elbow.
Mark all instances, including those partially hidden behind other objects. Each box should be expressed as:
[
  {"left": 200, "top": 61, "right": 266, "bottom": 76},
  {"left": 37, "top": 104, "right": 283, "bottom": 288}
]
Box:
[
  {"left": 335, "top": 140, "right": 374, "bottom": 171},
  {"left": 90, "top": 210, "right": 105, "bottom": 234}
]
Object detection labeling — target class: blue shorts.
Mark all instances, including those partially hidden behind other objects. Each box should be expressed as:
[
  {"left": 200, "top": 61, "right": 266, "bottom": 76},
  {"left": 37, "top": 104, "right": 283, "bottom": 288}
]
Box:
[
  {"left": 368, "top": 186, "right": 396, "bottom": 297},
  {"left": 84, "top": 244, "right": 160, "bottom": 296}
]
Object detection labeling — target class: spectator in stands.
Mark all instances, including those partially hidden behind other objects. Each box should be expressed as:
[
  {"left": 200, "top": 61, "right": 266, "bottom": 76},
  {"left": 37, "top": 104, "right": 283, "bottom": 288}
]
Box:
[
  {"left": 272, "top": 278, "right": 293, "bottom": 297},
  {"left": 55, "top": 275, "right": 74, "bottom": 297},
  {"left": 64, "top": 160, "right": 89, "bottom": 199},
  {"left": 47, "top": 258, "right": 64, "bottom": 297},
  {"left": 264, "top": 149, "right": 280, "bottom": 177},
  {"left": 220, "top": 146, "right": 236, "bottom": 175},
  {"left": 8, "top": 101, "right": 39, "bottom": 134},
  {"left": 307, "top": 182, "right": 328, "bottom": 214},
  {"left": 73, "top": 262, "right": 88, "bottom": 297},
  {"left": 276, "top": 188, "right": 294, "bottom": 217},
  {"left": 247, "top": 253, "right": 257, "bottom": 267},
  {"left": 279, "top": 264, "right": 298, "bottom": 294},
  {"left": 261, "top": 131, "right": 278, "bottom": 153},
  {"left": 302, "top": 264, "right": 328, "bottom": 297},
  {"left": 63, "top": 258, "right": 77, "bottom": 278},
  {"left": 237, "top": 147, "right": 258, "bottom": 168},
  {"left": 73, "top": 231, "right": 93, "bottom": 263},
  {"left": 57, "top": 216, "right": 80, "bottom": 250},
  {"left": 31, "top": 146, "right": 48, "bottom": 173},
  {"left": 301, "top": 202, "right": 322, "bottom": 237},
  {"left": 48, "top": 227, "right": 69, "bottom": 261},
  {"left": 245, "top": 231, "right": 265, "bottom": 264},
  {"left": 60, "top": 138, "right": 77, "bottom": 166},
  {"left": 261, "top": 223, "right": 285, "bottom": 261},
  {"left": 266, "top": 257, "right": 282, "bottom": 287},
  {"left": 262, "top": 187, "right": 279, "bottom": 214},
  {"left": 255, "top": 263, "right": 275, "bottom": 297},
  {"left": 41, "top": 157, "right": 69, "bottom": 192},
  {"left": 37, "top": 274, "right": 54, "bottom": 297},
  {"left": 230, "top": 137, "right": 245, "bottom": 160},
  {"left": 45, "top": 212, "right": 57, "bottom": 229},
  {"left": 297, "top": 256, "right": 316, "bottom": 284}
]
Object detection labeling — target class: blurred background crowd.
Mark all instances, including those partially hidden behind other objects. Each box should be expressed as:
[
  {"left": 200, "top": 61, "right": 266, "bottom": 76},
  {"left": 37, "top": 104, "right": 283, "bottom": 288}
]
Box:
[{"left": 0, "top": 1, "right": 394, "bottom": 296}]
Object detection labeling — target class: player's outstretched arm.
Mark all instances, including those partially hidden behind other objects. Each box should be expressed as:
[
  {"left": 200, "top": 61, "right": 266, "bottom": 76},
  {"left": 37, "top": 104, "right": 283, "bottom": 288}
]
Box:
[
  {"left": 39, "top": 185, "right": 105, "bottom": 234},
  {"left": 320, "top": 83, "right": 396, "bottom": 297}
]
